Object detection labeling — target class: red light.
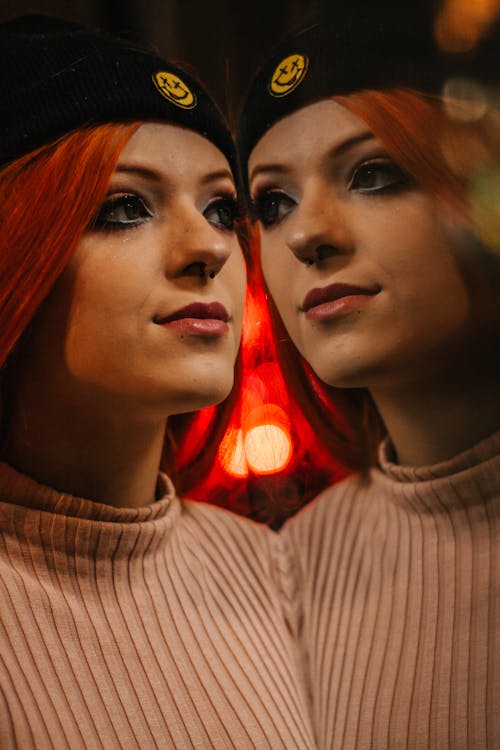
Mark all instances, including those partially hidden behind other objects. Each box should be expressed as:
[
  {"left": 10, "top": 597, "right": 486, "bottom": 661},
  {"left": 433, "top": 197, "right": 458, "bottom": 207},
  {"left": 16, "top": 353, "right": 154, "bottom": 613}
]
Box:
[
  {"left": 218, "top": 428, "right": 248, "bottom": 477},
  {"left": 219, "top": 403, "right": 293, "bottom": 477}
]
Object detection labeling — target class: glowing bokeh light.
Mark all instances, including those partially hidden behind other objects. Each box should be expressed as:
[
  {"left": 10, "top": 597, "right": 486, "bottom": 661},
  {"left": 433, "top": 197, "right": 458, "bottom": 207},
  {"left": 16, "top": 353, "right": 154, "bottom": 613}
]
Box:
[
  {"left": 218, "top": 428, "right": 248, "bottom": 477},
  {"left": 218, "top": 402, "right": 294, "bottom": 477},
  {"left": 435, "top": 0, "right": 499, "bottom": 53},
  {"left": 244, "top": 423, "right": 293, "bottom": 474},
  {"left": 442, "top": 78, "right": 489, "bottom": 122}
]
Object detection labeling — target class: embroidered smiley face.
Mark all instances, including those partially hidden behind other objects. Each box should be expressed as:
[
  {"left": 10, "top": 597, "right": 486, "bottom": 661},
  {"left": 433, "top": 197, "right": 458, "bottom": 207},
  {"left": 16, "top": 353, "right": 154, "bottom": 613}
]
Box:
[
  {"left": 153, "top": 71, "right": 197, "bottom": 109},
  {"left": 269, "top": 54, "right": 309, "bottom": 98}
]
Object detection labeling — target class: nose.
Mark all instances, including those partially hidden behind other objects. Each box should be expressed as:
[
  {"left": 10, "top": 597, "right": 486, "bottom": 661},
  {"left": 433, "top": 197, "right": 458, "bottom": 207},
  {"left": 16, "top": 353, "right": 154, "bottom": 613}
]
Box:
[
  {"left": 285, "top": 184, "right": 353, "bottom": 265},
  {"left": 164, "top": 201, "right": 232, "bottom": 280}
]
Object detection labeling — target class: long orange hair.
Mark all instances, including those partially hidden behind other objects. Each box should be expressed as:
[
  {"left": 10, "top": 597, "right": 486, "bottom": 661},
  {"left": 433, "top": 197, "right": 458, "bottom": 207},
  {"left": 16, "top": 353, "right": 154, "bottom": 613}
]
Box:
[
  {"left": 0, "top": 122, "right": 239, "bottom": 481},
  {"left": 0, "top": 123, "right": 139, "bottom": 370},
  {"left": 256, "top": 87, "right": 500, "bottom": 476}
]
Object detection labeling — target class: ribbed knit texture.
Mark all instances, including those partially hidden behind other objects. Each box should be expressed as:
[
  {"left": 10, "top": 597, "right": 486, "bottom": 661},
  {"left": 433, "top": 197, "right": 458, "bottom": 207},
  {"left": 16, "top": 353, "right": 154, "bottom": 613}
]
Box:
[
  {"left": 282, "top": 430, "right": 500, "bottom": 749},
  {"left": 0, "top": 464, "right": 315, "bottom": 749}
]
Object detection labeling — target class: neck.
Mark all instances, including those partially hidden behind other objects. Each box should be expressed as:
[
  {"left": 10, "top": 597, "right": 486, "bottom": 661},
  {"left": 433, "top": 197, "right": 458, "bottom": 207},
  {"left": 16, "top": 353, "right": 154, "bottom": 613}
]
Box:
[
  {"left": 2, "top": 386, "right": 168, "bottom": 509},
  {"left": 371, "top": 359, "right": 500, "bottom": 467}
]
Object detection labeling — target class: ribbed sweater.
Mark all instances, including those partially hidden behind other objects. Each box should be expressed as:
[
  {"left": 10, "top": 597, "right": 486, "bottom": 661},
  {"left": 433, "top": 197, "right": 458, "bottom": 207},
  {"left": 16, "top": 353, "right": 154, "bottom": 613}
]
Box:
[
  {"left": 282, "top": 430, "right": 500, "bottom": 749},
  {"left": 0, "top": 463, "right": 315, "bottom": 750}
]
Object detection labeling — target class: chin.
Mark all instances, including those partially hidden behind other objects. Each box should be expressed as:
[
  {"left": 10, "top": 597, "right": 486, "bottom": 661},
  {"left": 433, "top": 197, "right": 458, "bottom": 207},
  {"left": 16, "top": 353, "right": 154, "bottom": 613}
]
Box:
[
  {"left": 306, "top": 353, "right": 381, "bottom": 390},
  {"left": 167, "top": 378, "right": 235, "bottom": 416}
]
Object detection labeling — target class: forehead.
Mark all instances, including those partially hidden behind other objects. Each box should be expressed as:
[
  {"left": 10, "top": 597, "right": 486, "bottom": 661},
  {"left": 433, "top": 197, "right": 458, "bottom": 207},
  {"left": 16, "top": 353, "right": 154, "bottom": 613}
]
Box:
[
  {"left": 118, "top": 122, "right": 233, "bottom": 181},
  {"left": 248, "top": 98, "right": 371, "bottom": 177}
]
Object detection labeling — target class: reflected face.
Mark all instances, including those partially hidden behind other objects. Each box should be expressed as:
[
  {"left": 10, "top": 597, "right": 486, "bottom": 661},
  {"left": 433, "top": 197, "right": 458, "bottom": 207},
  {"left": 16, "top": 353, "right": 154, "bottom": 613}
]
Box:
[
  {"left": 28, "top": 123, "right": 246, "bottom": 416},
  {"left": 249, "top": 99, "right": 473, "bottom": 390}
]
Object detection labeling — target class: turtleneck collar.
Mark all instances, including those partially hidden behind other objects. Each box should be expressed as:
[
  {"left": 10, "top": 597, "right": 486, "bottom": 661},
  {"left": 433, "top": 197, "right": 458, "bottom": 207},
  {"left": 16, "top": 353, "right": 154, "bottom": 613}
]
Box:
[
  {"left": 378, "top": 428, "right": 500, "bottom": 481},
  {"left": 370, "top": 428, "right": 500, "bottom": 514},
  {"left": 0, "top": 461, "right": 180, "bottom": 559}
]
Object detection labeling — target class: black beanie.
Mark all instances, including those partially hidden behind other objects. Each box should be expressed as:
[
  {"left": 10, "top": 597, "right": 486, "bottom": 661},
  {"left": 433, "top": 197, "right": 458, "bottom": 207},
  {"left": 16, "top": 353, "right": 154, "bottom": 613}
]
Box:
[
  {"left": 238, "top": 1, "right": 500, "bottom": 172},
  {"left": 0, "top": 14, "right": 236, "bottom": 173}
]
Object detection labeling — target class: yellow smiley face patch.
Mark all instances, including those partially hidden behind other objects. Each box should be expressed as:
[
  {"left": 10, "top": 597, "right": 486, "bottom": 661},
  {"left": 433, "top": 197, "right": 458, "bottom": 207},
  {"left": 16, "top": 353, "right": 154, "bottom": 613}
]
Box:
[
  {"left": 269, "top": 54, "right": 309, "bottom": 98},
  {"left": 153, "top": 71, "right": 197, "bottom": 109}
]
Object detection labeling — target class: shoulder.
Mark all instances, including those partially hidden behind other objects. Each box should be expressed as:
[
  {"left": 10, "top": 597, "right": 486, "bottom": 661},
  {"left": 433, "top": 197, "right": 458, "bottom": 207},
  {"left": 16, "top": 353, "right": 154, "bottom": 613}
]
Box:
[
  {"left": 176, "top": 497, "right": 282, "bottom": 573},
  {"left": 172, "top": 499, "right": 299, "bottom": 619},
  {"left": 280, "top": 471, "right": 375, "bottom": 554},
  {"left": 289, "top": 471, "right": 372, "bottom": 525},
  {"left": 179, "top": 497, "right": 274, "bottom": 541}
]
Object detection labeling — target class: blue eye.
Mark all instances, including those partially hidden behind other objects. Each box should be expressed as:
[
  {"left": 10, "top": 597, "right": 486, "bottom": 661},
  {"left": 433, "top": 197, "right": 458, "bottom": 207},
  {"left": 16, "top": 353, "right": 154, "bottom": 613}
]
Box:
[
  {"left": 204, "top": 196, "right": 239, "bottom": 231},
  {"left": 349, "top": 160, "right": 411, "bottom": 193},
  {"left": 252, "top": 190, "right": 296, "bottom": 228},
  {"left": 92, "top": 194, "right": 152, "bottom": 230}
]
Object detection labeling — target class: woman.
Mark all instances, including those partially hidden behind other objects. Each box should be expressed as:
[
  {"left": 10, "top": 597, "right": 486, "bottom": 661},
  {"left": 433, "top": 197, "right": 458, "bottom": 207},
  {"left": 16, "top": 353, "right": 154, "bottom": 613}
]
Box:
[
  {"left": 238, "top": 5, "right": 500, "bottom": 748},
  {"left": 0, "top": 15, "right": 315, "bottom": 749}
]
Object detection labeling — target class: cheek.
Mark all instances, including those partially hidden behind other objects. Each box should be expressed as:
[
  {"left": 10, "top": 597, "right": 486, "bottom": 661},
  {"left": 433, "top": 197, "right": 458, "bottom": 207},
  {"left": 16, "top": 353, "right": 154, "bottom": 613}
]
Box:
[
  {"left": 224, "top": 248, "right": 247, "bottom": 342},
  {"left": 260, "top": 241, "right": 297, "bottom": 325},
  {"left": 72, "top": 246, "right": 154, "bottom": 316},
  {"left": 62, "top": 253, "right": 155, "bottom": 365}
]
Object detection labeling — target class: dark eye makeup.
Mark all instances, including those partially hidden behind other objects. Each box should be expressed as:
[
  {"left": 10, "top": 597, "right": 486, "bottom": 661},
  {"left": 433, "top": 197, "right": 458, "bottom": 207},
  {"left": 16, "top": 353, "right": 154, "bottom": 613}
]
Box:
[
  {"left": 348, "top": 159, "right": 412, "bottom": 193},
  {"left": 91, "top": 193, "right": 152, "bottom": 231},
  {"left": 91, "top": 191, "right": 240, "bottom": 234},
  {"left": 251, "top": 156, "right": 413, "bottom": 229},
  {"left": 250, "top": 190, "right": 296, "bottom": 228},
  {"left": 203, "top": 194, "right": 240, "bottom": 231}
]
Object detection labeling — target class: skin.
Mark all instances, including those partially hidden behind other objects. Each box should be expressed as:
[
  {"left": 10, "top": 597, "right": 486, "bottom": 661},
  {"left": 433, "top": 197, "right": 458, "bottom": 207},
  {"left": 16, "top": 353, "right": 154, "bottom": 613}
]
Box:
[
  {"left": 249, "top": 99, "right": 500, "bottom": 466},
  {"left": 4, "top": 122, "right": 246, "bottom": 507}
]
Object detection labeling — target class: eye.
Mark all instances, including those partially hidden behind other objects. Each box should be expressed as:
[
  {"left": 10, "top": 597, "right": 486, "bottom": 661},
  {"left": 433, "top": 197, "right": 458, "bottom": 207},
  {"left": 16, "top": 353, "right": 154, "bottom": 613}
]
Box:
[
  {"left": 204, "top": 196, "right": 239, "bottom": 231},
  {"left": 92, "top": 194, "right": 152, "bottom": 230},
  {"left": 252, "top": 190, "right": 296, "bottom": 228},
  {"left": 349, "top": 160, "right": 411, "bottom": 194}
]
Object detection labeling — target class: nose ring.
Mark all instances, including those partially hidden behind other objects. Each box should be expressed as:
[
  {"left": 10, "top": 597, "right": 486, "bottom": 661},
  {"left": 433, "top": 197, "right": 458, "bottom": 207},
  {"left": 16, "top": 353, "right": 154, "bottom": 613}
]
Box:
[{"left": 199, "top": 264, "right": 216, "bottom": 280}]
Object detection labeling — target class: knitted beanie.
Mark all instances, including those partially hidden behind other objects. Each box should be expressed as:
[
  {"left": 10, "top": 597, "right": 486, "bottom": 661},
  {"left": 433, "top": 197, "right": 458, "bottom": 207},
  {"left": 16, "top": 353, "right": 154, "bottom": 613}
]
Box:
[
  {"left": 0, "top": 14, "right": 236, "bottom": 172},
  {"left": 238, "top": 1, "right": 499, "bottom": 171}
]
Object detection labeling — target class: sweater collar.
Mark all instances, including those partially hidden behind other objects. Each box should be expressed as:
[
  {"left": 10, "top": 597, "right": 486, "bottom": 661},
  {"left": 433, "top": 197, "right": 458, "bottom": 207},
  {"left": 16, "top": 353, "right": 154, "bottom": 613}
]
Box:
[
  {"left": 377, "top": 428, "right": 500, "bottom": 483},
  {"left": 371, "top": 429, "right": 500, "bottom": 513},
  {"left": 0, "top": 461, "right": 180, "bottom": 559},
  {"left": 0, "top": 461, "right": 177, "bottom": 522}
]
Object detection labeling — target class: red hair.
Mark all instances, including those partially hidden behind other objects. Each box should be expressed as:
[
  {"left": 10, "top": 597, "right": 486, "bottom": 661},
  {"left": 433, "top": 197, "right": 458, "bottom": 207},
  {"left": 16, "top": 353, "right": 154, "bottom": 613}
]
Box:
[
  {"left": 0, "top": 123, "right": 139, "bottom": 370},
  {"left": 336, "top": 87, "right": 500, "bottom": 212},
  {"left": 154, "top": 89, "right": 500, "bottom": 523},
  {"left": 251, "top": 88, "right": 500, "bottom": 488},
  {"left": 0, "top": 123, "right": 246, "bottom": 494}
]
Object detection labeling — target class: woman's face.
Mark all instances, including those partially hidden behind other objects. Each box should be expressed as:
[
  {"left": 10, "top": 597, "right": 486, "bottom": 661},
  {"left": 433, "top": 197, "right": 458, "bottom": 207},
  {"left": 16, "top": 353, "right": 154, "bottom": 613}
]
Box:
[
  {"left": 249, "top": 98, "right": 476, "bottom": 390},
  {"left": 27, "top": 123, "right": 246, "bottom": 417}
]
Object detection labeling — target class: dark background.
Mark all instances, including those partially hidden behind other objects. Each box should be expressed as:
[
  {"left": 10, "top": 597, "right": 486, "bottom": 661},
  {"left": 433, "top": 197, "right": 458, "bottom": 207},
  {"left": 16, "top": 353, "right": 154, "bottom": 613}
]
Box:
[{"left": 0, "top": 0, "right": 329, "bottom": 125}]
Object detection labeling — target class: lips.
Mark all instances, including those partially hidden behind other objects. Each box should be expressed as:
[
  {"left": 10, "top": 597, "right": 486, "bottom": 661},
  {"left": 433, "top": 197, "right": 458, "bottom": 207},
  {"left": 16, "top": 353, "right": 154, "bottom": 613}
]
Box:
[
  {"left": 155, "top": 302, "right": 229, "bottom": 325},
  {"left": 301, "top": 282, "right": 380, "bottom": 322},
  {"left": 302, "top": 283, "right": 379, "bottom": 312},
  {"left": 154, "top": 301, "right": 230, "bottom": 337}
]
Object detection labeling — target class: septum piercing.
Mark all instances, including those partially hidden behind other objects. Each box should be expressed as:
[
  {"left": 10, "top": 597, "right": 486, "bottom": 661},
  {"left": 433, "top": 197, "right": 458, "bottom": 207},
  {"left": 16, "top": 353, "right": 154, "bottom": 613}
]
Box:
[{"left": 199, "top": 266, "right": 216, "bottom": 280}]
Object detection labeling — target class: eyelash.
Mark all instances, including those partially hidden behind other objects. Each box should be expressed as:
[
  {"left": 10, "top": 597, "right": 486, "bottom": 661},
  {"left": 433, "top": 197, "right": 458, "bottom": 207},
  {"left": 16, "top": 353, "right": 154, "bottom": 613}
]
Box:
[
  {"left": 250, "top": 190, "right": 295, "bottom": 229},
  {"left": 91, "top": 193, "right": 151, "bottom": 232},
  {"left": 347, "top": 159, "right": 411, "bottom": 194},
  {"left": 251, "top": 159, "right": 412, "bottom": 229},
  {"left": 90, "top": 193, "right": 240, "bottom": 233},
  {"left": 204, "top": 194, "right": 240, "bottom": 232}
]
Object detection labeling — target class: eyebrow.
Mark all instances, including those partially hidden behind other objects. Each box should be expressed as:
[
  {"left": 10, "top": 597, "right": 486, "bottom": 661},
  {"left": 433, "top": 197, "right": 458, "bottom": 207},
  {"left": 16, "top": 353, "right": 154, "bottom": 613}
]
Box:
[
  {"left": 115, "top": 164, "right": 163, "bottom": 181},
  {"left": 199, "top": 169, "right": 234, "bottom": 186},
  {"left": 114, "top": 164, "right": 234, "bottom": 188},
  {"left": 249, "top": 130, "right": 375, "bottom": 182}
]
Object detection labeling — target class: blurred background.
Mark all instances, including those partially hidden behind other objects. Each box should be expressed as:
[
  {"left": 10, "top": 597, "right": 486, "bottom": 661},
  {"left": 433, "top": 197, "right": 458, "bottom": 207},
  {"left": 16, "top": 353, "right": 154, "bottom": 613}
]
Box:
[{"left": 0, "top": 0, "right": 331, "bottom": 125}]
